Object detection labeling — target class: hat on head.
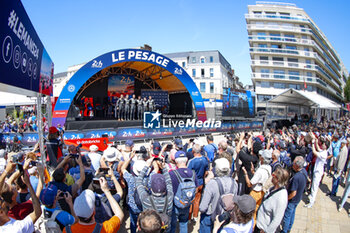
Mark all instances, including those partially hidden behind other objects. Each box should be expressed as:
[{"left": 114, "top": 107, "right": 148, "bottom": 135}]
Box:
[
  {"left": 152, "top": 141, "right": 161, "bottom": 155},
  {"left": 40, "top": 184, "right": 58, "bottom": 206},
  {"left": 0, "top": 149, "right": 6, "bottom": 158},
  {"left": 74, "top": 189, "right": 96, "bottom": 218},
  {"left": 174, "top": 138, "right": 183, "bottom": 149},
  {"left": 133, "top": 160, "right": 147, "bottom": 176},
  {"left": 341, "top": 139, "right": 347, "bottom": 144},
  {"left": 89, "top": 145, "right": 99, "bottom": 152},
  {"left": 260, "top": 149, "right": 272, "bottom": 163},
  {"left": 103, "top": 147, "right": 119, "bottom": 162},
  {"left": 193, "top": 139, "right": 203, "bottom": 147},
  {"left": 151, "top": 173, "right": 166, "bottom": 195},
  {"left": 174, "top": 150, "right": 186, "bottom": 160},
  {"left": 49, "top": 126, "right": 58, "bottom": 134},
  {"left": 125, "top": 140, "right": 134, "bottom": 147},
  {"left": 233, "top": 195, "right": 256, "bottom": 214},
  {"left": 256, "top": 135, "right": 264, "bottom": 143},
  {"left": 333, "top": 134, "right": 339, "bottom": 139},
  {"left": 215, "top": 158, "right": 230, "bottom": 171}
]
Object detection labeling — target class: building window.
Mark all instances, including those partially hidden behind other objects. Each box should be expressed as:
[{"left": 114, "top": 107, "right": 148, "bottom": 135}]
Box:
[
  {"left": 258, "top": 95, "right": 273, "bottom": 102},
  {"left": 192, "top": 57, "right": 196, "bottom": 63},
  {"left": 274, "top": 69, "right": 285, "bottom": 79},
  {"left": 210, "top": 82, "right": 214, "bottom": 93},
  {"left": 261, "top": 69, "right": 270, "bottom": 78},
  {"left": 201, "top": 69, "right": 205, "bottom": 77},
  {"left": 273, "top": 82, "right": 286, "bottom": 89},
  {"left": 307, "top": 72, "right": 312, "bottom": 77},
  {"left": 261, "top": 81, "right": 270, "bottom": 88},
  {"left": 192, "top": 69, "right": 196, "bottom": 77},
  {"left": 260, "top": 56, "right": 269, "bottom": 64},
  {"left": 182, "top": 62, "right": 186, "bottom": 67},
  {"left": 200, "top": 82, "right": 206, "bottom": 92},
  {"left": 257, "top": 32, "right": 266, "bottom": 39},
  {"left": 288, "top": 70, "right": 300, "bottom": 80},
  {"left": 253, "top": 11, "right": 262, "bottom": 14},
  {"left": 210, "top": 68, "right": 214, "bottom": 77},
  {"left": 284, "top": 34, "right": 296, "bottom": 42},
  {"left": 289, "top": 84, "right": 301, "bottom": 90},
  {"left": 200, "top": 57, "right": 205, "bottom": 63},
  {"left": 286, "top": 45, "right": 297, "bottom": 50},
  {"left": 210, "top": 56, "right": 213, "bottom": 63},
  {"left": 270, "top": 33, "right": 281, "bottom": 40}
]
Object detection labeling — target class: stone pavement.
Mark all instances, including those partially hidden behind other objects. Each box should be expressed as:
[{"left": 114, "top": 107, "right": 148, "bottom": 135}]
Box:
[{"left": 289, "top": 175, "right": 350, "bottom": 233}]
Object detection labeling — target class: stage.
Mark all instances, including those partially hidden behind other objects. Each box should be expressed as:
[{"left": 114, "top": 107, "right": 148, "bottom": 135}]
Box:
[{"left": 66, "top": 119, "right": 143, "bottom": 130}]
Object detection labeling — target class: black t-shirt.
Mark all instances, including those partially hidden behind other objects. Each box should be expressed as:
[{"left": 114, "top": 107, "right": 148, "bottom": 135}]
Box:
[
  {"left": 46, "top": 139, "right": 62, "bottom": 167},
  {"left": 237, "top": 148, "right": 259, "bottom": 184},
  {"left": 288, "top": 168, "right": 308, "bottom": 203}
]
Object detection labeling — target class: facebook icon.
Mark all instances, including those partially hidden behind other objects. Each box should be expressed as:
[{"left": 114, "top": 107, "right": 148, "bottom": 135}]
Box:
[{"left": 143, "top": 110, "right": 161, "bottom": 129}]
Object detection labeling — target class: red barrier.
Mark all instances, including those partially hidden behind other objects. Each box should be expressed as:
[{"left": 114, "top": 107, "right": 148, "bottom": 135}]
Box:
[{"left": 64, "top": 137, "right": 110, "bottom": 151}]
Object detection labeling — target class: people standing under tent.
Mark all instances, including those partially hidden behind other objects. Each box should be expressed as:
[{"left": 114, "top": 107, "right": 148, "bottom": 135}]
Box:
[
  {"left": 147, "top": 96, "right": 155, "bottom": 112},
  {"left": 137, "top": 96, "right": 143, "bottom": 120},
  {"left": 124, "top": 94, "right": 130, "bottom": 121},
  {"left": 130, "top": 94, "right": 136, "bottom": 120},
  {"left": 117, "top": 94, "right": 125, "bottom": 121},
  {"left": 142, "top": 97, "right": 148, "bottom": 113}
]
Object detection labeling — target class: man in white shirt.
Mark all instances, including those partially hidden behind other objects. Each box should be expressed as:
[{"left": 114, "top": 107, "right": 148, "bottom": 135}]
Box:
[
  {"left": 305, "top": 133, "right": 329, "bottom": 208},
  {"left": 87, "top": 145, "right": 101, "bottom": 171}
]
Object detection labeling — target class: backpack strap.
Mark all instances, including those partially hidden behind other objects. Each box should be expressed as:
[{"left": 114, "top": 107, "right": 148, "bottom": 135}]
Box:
[
  {"left": 229, "top": 178, "right": 235, "bottom": 193},
  {"left": 173, "top": 169, "right": 184, "bottom": 184},
  {"left": 65, "top": 225, "right": 72, "bottom": 233},
  {"left": 150, "top": 195, "right": 168, "bottom": 214},
  {"left": 215, "top": 178, "right": 225, "bottom": 196},
  {"left": 50, "top": 209, "right": 62, "bottom": 221},
  {"left": 92, "top": 223, "right": 103, "bottom": 233}
]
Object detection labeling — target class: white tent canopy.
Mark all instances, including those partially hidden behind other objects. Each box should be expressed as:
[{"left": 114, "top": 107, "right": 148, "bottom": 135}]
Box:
[
  {"left": 0, "top": 92, "right": 36, "bottom": 106},
  {"left": 268, "top": 88, "right": 341, "bottom": 110}
]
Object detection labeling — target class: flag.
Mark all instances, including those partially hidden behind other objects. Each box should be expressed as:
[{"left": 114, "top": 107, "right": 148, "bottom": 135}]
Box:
[{"left": 304, "top": 78, "right": 307, "bottom": 91}]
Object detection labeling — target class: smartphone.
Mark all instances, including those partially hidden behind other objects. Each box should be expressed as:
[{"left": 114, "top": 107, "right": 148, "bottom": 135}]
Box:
[
  {"left": 70, "top": 154, "right": 79, "bottom": 159},
  {"left": 218, "top": 211, "right": 230, "bottom": 222},
  {"left": 189, "top": 138, "right": 194, "bottom": 143},
  {"left": 153, "top": 157, "right": 163, "bottom": 162},
  {"left": 99, "top": 168, "right": 109, "bottom": 175},
  {"left": 59, "top": 192, "right": 66, "bottom": 197}
]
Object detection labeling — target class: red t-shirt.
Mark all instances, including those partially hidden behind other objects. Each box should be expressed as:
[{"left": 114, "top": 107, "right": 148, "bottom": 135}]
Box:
[{"left": 8, "top": 200, "right": 33, "bottom": 220}]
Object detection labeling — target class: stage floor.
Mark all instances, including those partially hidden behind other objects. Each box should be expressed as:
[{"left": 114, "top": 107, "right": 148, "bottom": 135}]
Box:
[{"left": 66, "top": 119, "right": 142, "bottom": 130}]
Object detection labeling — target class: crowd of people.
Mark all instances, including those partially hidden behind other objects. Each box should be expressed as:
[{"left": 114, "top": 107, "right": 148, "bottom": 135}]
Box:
[
  {"left": 1, "top": 112, "right": 39, "bottom": 133},
  {"left": 0, "top": 117, "right": 350, "bottom": 233}
]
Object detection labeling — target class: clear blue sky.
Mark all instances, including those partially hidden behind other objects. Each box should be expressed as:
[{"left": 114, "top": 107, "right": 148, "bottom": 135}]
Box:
[{"left": 22, "top": 0, "right": 350, "bottom": 85}]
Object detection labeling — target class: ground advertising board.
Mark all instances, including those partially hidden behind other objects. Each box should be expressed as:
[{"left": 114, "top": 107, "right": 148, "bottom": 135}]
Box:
[{"left": 0, "top": 0, "right": 53, "bottom": 96}]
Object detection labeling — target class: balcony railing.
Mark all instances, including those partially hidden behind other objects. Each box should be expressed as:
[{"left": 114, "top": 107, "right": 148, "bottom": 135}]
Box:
[
  {"left": 249, "top": 47, "right": 316, "bottom": 57},
  {"left": 245, "top": 14, "right": 308, "bottom": 22},
  {"left": 252, "top": 72, "right": 340, "bottom": 96},
  {"left": 248, "top": 35, "right": 314, "bottom": 46},
  {"left": 247, "top": 24, "right": 312, "bottom": 34}
]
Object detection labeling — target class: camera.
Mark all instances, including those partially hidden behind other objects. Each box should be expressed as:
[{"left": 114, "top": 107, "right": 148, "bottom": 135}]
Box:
[
  {"left": 189, "top": 138, "right": 194, "bottom": 143},
  {"left": 59, "top": 192, "right": 66, "bottom": 197},
  {"left": 12, "top": 154, "right": 20, "bottom": 163},
  {"left": 70, "top": 154, "right": 79, "bottom": 159},
  {"left": 218, "top": 211, "right": 230, "bottom": 222},
  {"left": 99, "top": 167, "right": 109, "bottom": 175},
  {"left": 30, "top": 161, "right": 38, "bottom": 166}
]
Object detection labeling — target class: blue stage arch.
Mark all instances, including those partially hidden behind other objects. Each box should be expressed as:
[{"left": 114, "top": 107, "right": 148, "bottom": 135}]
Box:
[{"left": 52, "top": 49, "right": 207, "bottom": 127}]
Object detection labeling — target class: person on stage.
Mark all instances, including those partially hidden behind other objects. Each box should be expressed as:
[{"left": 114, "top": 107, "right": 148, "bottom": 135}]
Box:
[
  {"left": 130, "top": 94, "right": 136, "bottom": 120},
  {"left": 142, "top": 97, "right": 148, "bottom": 113},
  {"left": 147, "top": 96, "right": 155, "bottom": 112},
  {"left": 137, "top": 96, "right": 143, "bottom": 120},
  {"left": 117, "top": 94, "right": 125, "bottom": 121},
  {"left": 124, "top": 94, "right": 130, "bottom": 121}
]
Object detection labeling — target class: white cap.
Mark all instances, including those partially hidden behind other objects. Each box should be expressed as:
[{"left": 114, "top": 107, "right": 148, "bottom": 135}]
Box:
[
  {"left": 215, "top": 158, "right": 230, "bottom": 171},
  {"left": 89, "top": 145, "right": 99, "bottom": 152},
  {"left": 103, "top": 147, "right": 121, "bottom": 162},
  {"left": 193, "top": 139, "right": 203, "bottom": 147},
  {"left": 73, "top": 189, "right": 95, "bottom": 218},
  {"left": 133, "top": 160, "right": 147, "bottom": 176}
]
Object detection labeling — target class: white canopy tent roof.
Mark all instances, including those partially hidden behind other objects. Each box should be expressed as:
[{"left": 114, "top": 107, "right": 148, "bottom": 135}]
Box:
[
  {"left": 0, "top": 92, "right": 37, "bottom": 106},
  {"left": 268, "top": 88, "right": 341, "bottom": 110}
]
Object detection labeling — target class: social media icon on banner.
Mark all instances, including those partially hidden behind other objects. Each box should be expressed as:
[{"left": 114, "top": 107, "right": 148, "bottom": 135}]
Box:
[
  {"left": 13, "top": 45, "right": 21, "bottom": 69},
  {"left": 2, "top": 36, "right": 13, "bottom": 63},
  {"left": 143, "top": 110, "right": 161, "bottom": 129}
]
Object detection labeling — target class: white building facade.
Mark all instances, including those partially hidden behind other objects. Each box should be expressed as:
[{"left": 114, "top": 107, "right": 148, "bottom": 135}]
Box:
[{"left": 246, "top": 2, "right": 349, "bottom": 112}]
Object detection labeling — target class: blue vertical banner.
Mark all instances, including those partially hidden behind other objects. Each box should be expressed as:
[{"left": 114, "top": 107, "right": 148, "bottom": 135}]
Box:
[
  {"left": 246, "top": 90, "right": 254, "bottom": 116},
  {"left": 0, "top": 0, "right": 53, "bottom": 95}
]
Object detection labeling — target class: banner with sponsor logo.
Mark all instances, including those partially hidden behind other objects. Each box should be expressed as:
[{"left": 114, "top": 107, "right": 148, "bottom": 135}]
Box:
[
  {"left": 53, "top": 49, "right": 206, "bottom": 127},
  {"left": 1, "top": 120, "right": 262, "bottom": 147},
  {"left": 0, "top": 0, "right": 53, "bottom": 96}
]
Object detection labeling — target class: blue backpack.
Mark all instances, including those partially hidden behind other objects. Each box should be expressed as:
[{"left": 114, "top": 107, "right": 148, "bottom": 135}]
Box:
[{"left": 173, "top": 170, "right": 196, "bottom": 209}]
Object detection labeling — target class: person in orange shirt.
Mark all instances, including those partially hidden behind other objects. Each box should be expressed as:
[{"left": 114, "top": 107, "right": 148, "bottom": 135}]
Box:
[{"left": 63, "top": 177, "right": 124, "bottom": 233}]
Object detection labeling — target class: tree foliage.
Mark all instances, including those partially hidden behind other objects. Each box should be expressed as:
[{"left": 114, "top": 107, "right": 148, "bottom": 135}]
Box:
[{"left": 344, "top": 76, "right": 350, "bottom": 102}]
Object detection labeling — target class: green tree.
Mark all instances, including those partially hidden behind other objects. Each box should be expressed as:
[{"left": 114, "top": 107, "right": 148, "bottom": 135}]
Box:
[{"left": 345, "top": 76, "right": 350, "bottom": 102}]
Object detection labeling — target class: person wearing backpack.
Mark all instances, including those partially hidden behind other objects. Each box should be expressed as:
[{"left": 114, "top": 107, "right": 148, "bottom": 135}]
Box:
[
  {"left": 169, "top": 151, "right": 198, "bottom": 233},
  {"left": 199, "top": 158, "right": 238, "bottom": 233},
  {"left": 136, "top": 157, "right": 174, "bottom": 232},
  {"left": 36, "top": 185, "right": 76, "bottom": 232},
  {"left": 121, "top": 151, "right": 149, "bottom": 233}
]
